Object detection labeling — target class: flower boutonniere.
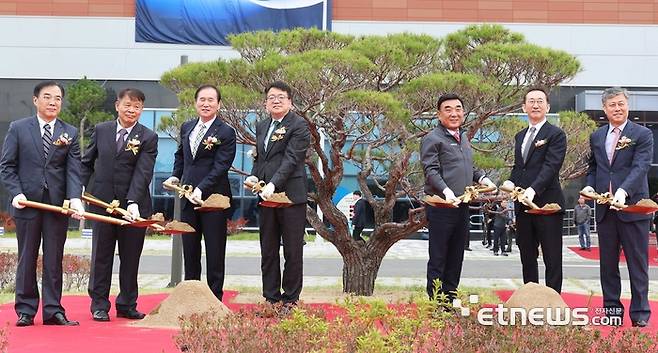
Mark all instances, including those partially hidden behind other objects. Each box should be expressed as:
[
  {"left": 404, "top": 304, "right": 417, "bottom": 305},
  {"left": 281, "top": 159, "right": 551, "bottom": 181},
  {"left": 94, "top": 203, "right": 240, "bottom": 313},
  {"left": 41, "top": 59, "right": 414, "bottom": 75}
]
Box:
[
  {"left": 202, "top": 136, "right": 221, "bottom": 150},
  {"left": 270, "top": 126, "right": 287, "bottom": 142},
  {"left": 53, "top": 133, "right": 72, "bottom": 147},
  {"left": 534, "top": 139, "right": 547, "bottom": 148},
  {"left": 125, "top": 135, "right": 141, "bottom": 155},
  {"left": 615, "top": 136, "right": 634, "bottom": 150}
]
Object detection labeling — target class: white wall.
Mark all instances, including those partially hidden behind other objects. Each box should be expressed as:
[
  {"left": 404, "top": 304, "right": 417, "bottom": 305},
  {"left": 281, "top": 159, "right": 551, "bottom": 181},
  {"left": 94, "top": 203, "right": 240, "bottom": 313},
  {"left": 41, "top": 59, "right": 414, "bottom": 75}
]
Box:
[{"left": 1, "top": 15, "right": 658, "bottom": 87}]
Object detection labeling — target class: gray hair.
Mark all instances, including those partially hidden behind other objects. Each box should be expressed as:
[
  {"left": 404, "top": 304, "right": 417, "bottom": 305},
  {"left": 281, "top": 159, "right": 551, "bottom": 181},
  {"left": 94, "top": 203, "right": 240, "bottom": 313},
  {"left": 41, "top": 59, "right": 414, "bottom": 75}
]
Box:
[{"left": 602, "top": 87, "right": 629, "bottom": 104}]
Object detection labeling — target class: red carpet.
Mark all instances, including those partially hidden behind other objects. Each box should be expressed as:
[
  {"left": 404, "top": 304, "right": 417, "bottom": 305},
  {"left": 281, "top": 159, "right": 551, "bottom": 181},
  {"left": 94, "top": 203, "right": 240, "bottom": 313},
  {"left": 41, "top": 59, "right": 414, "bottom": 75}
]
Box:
[
  {"left": 568, "top": 246, "right": 658, "bottom": 267},
  {"left": 496, "top": 290, "right": 658, "bottom": 332},
  {"left": 0, "top": 290, "right": 347, "bottom": 353}
]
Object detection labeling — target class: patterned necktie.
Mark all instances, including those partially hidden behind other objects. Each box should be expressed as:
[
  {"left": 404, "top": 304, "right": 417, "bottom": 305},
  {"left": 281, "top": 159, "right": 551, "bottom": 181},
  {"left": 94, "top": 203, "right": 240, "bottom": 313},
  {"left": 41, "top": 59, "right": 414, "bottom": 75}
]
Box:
[
  {"left": 116, "top": 128, "right": 127, "bottom": 154},
  {"left": 452, "top": 130, "right": 461, "bottom": 143},
  {"left": 607, "top": 127, "right": 620, "bottom": 163},
  {"left": 264, "top": 120, "right": 281, "bottom": 151},
  {"left": 191, "top": 124, "right": 207, "bottom": 158},
  {"left": 43, "top": 124, "right": 52, "bottom": 158},
  {"left": 522, "top": 127, "right": 536, "bottom": 163}
]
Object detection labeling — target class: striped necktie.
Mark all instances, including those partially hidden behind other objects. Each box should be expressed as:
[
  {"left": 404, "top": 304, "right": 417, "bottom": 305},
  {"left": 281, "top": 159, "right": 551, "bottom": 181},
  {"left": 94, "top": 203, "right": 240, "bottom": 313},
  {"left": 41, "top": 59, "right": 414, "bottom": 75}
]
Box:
[
  {"left": 191, "top": 124, "right": 207, "bottom": 158},
  {"left": 43, "top": 124, "right": 52, "bottom": 158}
]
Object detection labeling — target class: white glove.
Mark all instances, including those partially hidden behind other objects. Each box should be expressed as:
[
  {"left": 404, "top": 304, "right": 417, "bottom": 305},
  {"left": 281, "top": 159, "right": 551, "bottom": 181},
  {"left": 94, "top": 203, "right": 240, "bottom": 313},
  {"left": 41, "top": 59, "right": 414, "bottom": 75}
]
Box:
[
  {"left": 260, "top": 182, "right": 276, "bottom": 201},
  {"left": 69, "top": 198, "right": 85, "bottom": 220},
  {"left": 611, "top": 188, "right": 627, "bottom": 210},
  {"left": 125, "top": 203, "right": 140, "bottom": 221},
  {"left": 11, "top": 194, "right": 26, "bottom": 209},
  {"left": 245, "top": 175, "right": 259, "bottom": 185},
  {"left": 186, "top": 187, "right": 203, "bottom": 205},
  {"left": 164, "top": 176, "right": 180, "bottom": 188},
  {"left": 246, "top": 147, "right": 257, "bottom": 159},
  {"left": 442, "top": 187, "right": 461, "bottom": 205},
  {"left": 480, "top": 177, "right": 496, "bottom": 189},
  {"left": 520, "top": 187, "right": 536, "bottom": 206},
  {"left": 581, "top": 186, "right": 595, "bottom": 195},
  {"left": 501, "top": 180, "right": 515, "bottom": 191}
]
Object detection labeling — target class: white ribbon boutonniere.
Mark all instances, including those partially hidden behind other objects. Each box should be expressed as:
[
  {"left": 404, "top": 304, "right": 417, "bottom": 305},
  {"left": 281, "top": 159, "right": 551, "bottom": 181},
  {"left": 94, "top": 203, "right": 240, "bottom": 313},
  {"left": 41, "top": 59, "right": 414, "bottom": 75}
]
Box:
[
  {"left": 125, "top": 135, "right": 141, "bottom": 155},
  {"left": 202, "top": 136, "right": 221, "bottom": 150},
  {"left": 53, "top": 133, "right": 72, "bottom": 147},
  {"left": 615, "top": 136, "right": 634, "bottom": 150},
  {"left": 270, "top": 126, "right": 287, "bottom": 142},
  {"left": 534, "top": 139, "right": 547, "bottom": 148}
]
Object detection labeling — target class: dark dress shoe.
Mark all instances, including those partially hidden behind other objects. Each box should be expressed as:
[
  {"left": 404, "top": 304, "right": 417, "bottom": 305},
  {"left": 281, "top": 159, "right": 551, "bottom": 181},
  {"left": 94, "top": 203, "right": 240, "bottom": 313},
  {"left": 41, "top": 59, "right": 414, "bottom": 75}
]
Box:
[
  {"left": 16, "top": 313, "right": 34, "bottom": 327},
  {"left": 92, "top": 310, "right": 110, "bottom": 322},
  {"left": 117, "top": 309, "right": 146, "bottom": 320},
  {"left": 632, "top": 320, "right": 649, "bottom": 327},
  {"left": 44, "top": 312, "right": 79, "bottom": 326}
]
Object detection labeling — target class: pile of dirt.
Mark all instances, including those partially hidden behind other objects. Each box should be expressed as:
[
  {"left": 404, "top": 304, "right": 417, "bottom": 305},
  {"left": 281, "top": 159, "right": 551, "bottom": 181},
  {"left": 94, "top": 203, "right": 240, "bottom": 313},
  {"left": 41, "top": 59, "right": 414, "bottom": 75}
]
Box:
[{"left": 134, "top": 280, "right": 231, "bottom": 328}]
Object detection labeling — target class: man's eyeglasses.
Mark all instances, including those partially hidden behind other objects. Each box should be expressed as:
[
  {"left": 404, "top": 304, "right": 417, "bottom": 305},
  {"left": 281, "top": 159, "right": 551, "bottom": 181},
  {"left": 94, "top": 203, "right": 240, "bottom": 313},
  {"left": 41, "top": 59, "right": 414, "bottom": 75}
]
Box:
[{"left": 267, "top": 95, "right": 289, "bottom": 102}]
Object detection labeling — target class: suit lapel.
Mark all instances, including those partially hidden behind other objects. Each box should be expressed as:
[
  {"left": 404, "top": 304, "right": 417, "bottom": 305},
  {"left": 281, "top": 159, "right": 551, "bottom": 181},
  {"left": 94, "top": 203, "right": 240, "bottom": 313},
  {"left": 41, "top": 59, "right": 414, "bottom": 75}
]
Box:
[
  {"left": 523, "top": 123, "right": 549, "bottom": 166},
  {"left": 193, "top": 118, "right": 220, "bottom": 160},
  {"left": 264, "top": 112, "right": 291, "bottom": 159},
  {"left": 259, "top": 118, "right": 272, "bottom": 159},
  {"left": 182, "top": 120, "right": 195, "bottom": 161},
  {"left": 120, "top": 123, "right": 142, "bottom": 156},
  {"left": 610, "top": 122, "right": 631, "bottom": 166},
  {"left": 46, "top": 119, "right": 64, "bottom": 165},
  {"left": 516, "top": 128, "right": 527, "bottom": 166},
  {"left": 29, "top": 117, "right": 46, "bottom": 164}
]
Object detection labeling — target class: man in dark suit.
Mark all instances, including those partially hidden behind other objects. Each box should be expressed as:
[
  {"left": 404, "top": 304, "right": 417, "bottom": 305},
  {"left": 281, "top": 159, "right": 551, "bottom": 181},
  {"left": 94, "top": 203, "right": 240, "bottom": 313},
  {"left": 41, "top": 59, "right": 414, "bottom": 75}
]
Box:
[
  {"left": 0, "top": 81, "right": 85, "bottom": 326},
  {"left": 81, "top": 88, "right": 158, "bottom": 321},
  {"left": 351, "top": 190, "right": 367, "bottom": 242},
  {"left": 503, "top": 87, "right": 566, "bottom": 293},
  {"left": 248, "top": 81, "right": 310, "bottom": 307},
  {"left": 582, "top": 87, "right": 653, "bottom": 327},
  {"left": 420, "top": 93, "right": 495, "bottom": 300},
  {"left": 166, "top": 84, "right": 236, "bottom": 301}
]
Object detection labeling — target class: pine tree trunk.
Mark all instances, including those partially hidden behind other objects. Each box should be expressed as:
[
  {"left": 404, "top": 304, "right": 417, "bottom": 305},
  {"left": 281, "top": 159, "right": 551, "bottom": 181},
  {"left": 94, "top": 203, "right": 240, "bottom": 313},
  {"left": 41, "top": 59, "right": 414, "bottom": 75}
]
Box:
[{"left": 342, "top": 247, "right": 384, "bottom": 296}]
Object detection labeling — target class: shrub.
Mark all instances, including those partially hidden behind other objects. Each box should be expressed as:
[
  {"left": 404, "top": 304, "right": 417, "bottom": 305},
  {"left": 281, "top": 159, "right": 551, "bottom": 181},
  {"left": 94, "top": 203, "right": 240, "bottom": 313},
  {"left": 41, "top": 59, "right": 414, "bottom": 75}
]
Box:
[
  {"left": 227, "top": 218, "right": 248, "bottom": 235},
  {"left": 0, "top": 212, "right": 15, "bottom": 233},
  {"left": 174, "top": 296, "right": 658, "bottom": 353},
  {"left": 0, "top": 252, "right": 90, "bottom": 292}
]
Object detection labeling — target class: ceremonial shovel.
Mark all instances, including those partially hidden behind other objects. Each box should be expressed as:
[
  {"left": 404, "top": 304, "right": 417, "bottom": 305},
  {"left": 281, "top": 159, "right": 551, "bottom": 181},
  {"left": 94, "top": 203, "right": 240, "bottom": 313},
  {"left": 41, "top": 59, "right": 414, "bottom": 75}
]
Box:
[
  {"left": 17, "top": 199, "right": 129, "bottom": 226},
  {"left": 423, "top": 184, "right": 498, "bottom": 208},
  {"left": 82, "top": 193, "right": 163, "bottom": 230},
  {"left": 499, "top": 185, "right": 561, "bottom": 215},
  {"left": 579, "top": 190, "right": 658, "bottom": 214},
  {"left": 161, "top": 181, "right": 230, "bottom": 212},
  {"left": 243, "top": 178, "right": 293, "bottom": 208}
]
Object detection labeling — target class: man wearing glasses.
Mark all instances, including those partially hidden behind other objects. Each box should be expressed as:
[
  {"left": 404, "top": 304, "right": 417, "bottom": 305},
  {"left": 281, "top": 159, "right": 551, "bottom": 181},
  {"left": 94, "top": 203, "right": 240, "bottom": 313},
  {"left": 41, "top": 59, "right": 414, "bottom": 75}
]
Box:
[
  {"left": 502, "top": 87, "right": 566, "bottom": 293},
  {"left": 248, "top": 81, "right": 310, "bottom": 312}
]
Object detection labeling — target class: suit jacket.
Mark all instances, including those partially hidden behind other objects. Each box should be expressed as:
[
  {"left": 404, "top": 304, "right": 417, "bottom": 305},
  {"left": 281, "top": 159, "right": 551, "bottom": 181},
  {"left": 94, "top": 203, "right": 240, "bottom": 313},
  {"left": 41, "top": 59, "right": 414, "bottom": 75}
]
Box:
[
  {"left": 510, "top": 121, "right": 566, "bottom": 213},
  {"left": 251, "top": 111, "right": 310, "bottom": 205},
  {"left": 0, "top": 116, "right": 82, "bottom": 219},
  {"left": 172, "top": 117, "right": 236, "bottom": 210},
  {"left": 81, "top": 121, "right": 158, "bottom": 216},
  {"left": 420, "top": 125, "right": 484, "bottom": 198},
  {"left": 586, "top": 121, "right": 653, "bottom": 222},
  {"left": 352, "top": 198, "right": 367, "bottom": 228}
]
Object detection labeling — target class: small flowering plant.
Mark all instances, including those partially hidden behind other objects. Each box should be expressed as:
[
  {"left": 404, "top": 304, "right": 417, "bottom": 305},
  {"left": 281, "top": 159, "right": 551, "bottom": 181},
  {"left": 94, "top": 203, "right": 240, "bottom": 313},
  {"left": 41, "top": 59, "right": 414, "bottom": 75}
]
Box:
[
  {"left": 615, "top": 136, "right": 633, "bottom": 150},
  {"left": 534, "top": 139, "right": 547, "bottom": 148},
  {"left": 270, "top": 126, "right": 287, "bottom": 142},
  {"left": 125, "top": 135, "right": 140, "bottom": 155},
  {"left": 202, "top": 136, "right": 221, "bottom": 150},
  {"left": 53, "top": 133, "right": 72, "bottom": 147}
]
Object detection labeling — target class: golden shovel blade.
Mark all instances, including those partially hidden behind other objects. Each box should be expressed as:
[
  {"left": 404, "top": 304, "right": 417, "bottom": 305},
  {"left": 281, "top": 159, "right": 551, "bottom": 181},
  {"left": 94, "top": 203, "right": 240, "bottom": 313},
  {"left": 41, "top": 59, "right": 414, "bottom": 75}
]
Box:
[
  {"left": 620, "top": 199, "right": 658, "bottom": 214},
  {"left": 422, "top": 195, "right": 458, "bottom": 208},
  {"left": 525, "top": 203, "right": 561, "bottom": 215}
]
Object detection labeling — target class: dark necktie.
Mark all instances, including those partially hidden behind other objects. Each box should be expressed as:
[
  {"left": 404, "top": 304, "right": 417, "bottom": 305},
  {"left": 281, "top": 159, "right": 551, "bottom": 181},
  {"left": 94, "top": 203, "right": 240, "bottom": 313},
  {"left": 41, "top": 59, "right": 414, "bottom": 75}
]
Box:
[
  {"left": 522, "top": 127, "right": 536, "bottom": 163},
  {"left": 43, "top": 124, "right": 52, "bottom": 158},
  {"left": 116, "top": 128, "right": 127, "bottom": 154},
  {"left": 264, "top": 120, "right": 281, "bottom": 151}
]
